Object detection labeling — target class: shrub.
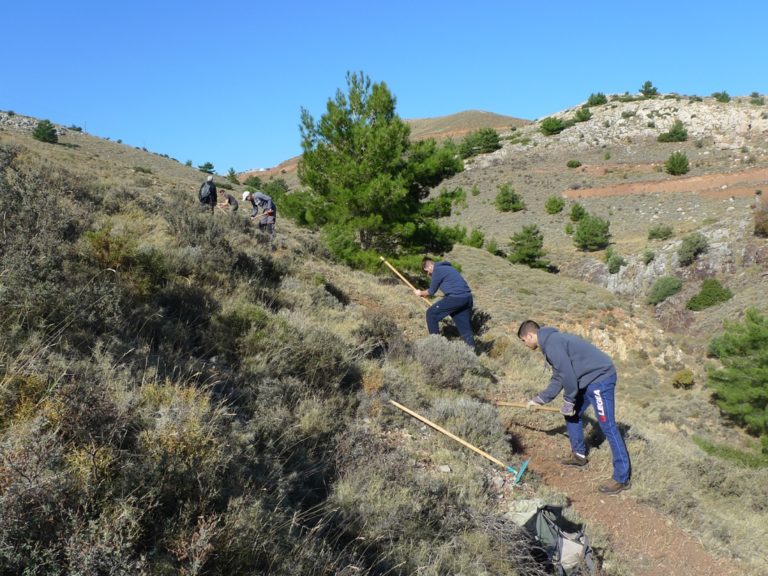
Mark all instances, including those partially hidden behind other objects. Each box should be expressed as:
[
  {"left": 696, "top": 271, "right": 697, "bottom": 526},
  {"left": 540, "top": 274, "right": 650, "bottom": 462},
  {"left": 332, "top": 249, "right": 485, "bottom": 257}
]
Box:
[
  {"left": 485, "top": 238, "right": 499, "bottom": 255},
  {"left": 569, "top": 202, "right": 587, "bottom": 222},
  {"left": 712, "top": 91, "right": 731, "bottom": 103},
  {"left": 750, "top": 94, "right": 765, "bottom": 106},
  {"left": 566, "top": 159, "right": 582, "bottom": 168},
  {"left": 604, "top": 248, "right": 626, "bottom": 274},
  {"left": 678, "top": 232, "right": 708, "bottom": 266},
  {"left": 754, "top": 206, "right": 768, "bottom": 237},
  {"left": 686, "top": 278, "right": 733, "bottom": 310},
  {"left": 672, "top": 368, "right": 695, "bottom": 389},
  {"left": 646, "top": 276, "right": 683, "bottom": 305},
  {"left": 574, "top": 107, "right": 592, "bottom": 122},
  {"left": 642, "top": 249, "right": 655, "bottom": 264},
  {"left": 640, "top": 80, "right": 658, "bottom": 97},
  {"left": 32, "top": 119, "right": 58, "bottom": 143},
  {"left": 564, "top": 222, "right": 574, "bottom": 235},
  {"left": 507, "top": 224, "right": 549, "bottom": 270},
  {"left": 586, "top": 92, "right": 608, "bottom": 106},
  {"left": 463, "top": 228, "right": 485, "bottom": 248},
  {"left": 540, "top": 117, "right": 566, "bottom": 135},
  {"left": 573, "top": 214, "right": 610, "bottom": 251},
  {"left": 648, "top": 224, "right": 674, "bottom": 240},
  {"left": 494, "top": 184, "right": 525, "bottom": 212},
  {"left": 707, "top": 308, "right": 768, "bottom": 441},
  {"left": 657, "top": 119, "right": 688, "bottom": 142},
  {"left": 665, "top": 151, "right": 690, "bottom": 175},
  {"left": 544, "top": 195, "right": 565, "bottom": 214},
  {"left": 459, "top": 127, "right": 501, "bottom": 158},
  {"left": 414, "top": 336, "right": 486, "bottom": 390}
]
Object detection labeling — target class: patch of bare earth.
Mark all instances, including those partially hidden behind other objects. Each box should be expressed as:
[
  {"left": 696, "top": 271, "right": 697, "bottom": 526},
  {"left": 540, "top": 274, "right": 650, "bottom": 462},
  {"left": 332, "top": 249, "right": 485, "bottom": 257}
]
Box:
[
  {"left": 563, "top": 166, "right": 768, "bottom": 200},
  {"left": 507, "top": 419, "right": 746, "bottom": 576}
]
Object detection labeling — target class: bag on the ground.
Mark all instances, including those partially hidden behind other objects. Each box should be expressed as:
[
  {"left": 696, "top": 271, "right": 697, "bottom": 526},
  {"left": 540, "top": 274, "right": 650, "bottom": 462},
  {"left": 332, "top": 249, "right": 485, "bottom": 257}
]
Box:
[
  {"left": 199, "top": 182, "right": 212, "bottom": 201},
  {"left": 530, "top": 506, "right": 597, "bottom": 576}
]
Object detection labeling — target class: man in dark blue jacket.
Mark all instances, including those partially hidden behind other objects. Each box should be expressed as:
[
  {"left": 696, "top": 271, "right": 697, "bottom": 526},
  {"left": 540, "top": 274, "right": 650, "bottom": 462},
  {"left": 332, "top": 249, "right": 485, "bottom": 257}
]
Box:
[
  {"left": 518, "top": 319, "right": 631, "bottom": 495},
  {"left": 413, "top": 257, "right": 475, "bottom": 348}
]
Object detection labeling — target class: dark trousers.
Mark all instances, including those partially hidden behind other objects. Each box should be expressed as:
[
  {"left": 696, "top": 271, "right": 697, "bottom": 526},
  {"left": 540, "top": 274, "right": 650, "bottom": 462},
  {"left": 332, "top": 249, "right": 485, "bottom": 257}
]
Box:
[{"left": 425, "top": 294, "right": 475, "bottom": 348}]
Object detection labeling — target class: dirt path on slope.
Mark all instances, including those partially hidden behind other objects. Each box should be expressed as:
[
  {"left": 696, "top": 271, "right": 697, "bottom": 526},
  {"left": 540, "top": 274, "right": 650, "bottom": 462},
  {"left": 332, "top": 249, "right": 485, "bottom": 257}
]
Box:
[
  {"left": 562, "top": 166, "right": 768, "bottom": 200},
  {"left": 507, "top": 419, "right": 745, "bottom": 576}
]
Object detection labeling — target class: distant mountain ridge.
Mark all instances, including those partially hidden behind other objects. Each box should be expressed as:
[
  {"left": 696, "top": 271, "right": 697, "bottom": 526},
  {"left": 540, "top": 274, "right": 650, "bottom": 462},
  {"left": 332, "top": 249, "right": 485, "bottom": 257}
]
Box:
[{"left": 238, "top": 109, "right": 528, "bottom": 183}]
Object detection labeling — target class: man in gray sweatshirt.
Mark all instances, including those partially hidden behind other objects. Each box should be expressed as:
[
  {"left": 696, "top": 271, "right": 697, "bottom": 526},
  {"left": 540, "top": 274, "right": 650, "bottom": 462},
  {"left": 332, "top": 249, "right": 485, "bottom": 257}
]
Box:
[{"left": 518, "top": 319, "right": 631, "bottom": 495}]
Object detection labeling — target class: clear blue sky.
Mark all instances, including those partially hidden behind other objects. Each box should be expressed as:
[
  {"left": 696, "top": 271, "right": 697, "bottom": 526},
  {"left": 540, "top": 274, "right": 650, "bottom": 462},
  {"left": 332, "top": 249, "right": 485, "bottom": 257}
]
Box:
[{"left": 5, "top": 1, "right": 766, "bottom": 173}]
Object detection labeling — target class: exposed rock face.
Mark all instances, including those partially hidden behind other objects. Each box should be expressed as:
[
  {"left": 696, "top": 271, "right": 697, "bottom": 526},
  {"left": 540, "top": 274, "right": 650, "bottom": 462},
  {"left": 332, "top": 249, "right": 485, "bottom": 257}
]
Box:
[{"left": 0, "top": 112, "right": 68, "bottom": 136}]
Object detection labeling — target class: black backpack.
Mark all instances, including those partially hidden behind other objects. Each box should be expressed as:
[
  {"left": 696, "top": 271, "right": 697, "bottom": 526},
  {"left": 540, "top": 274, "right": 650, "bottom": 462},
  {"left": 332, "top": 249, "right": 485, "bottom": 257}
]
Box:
[{"left": 199, "top": 182, "right": 212, "bottom": 201}]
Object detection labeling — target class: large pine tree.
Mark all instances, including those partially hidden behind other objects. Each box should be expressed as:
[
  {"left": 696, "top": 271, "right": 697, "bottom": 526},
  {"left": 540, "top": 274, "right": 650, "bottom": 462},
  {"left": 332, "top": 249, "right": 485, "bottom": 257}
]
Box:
[
  {"left": 297, "top": 72, "right": 463, "bottom": 268},
  {"left": 707, "top": 307, "right": 768, "bottom": 449}
]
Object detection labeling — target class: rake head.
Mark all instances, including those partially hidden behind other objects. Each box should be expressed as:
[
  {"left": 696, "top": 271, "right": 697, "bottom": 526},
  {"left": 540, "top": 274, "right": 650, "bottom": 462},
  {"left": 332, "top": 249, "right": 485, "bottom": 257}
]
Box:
[{"left": 506, "top": 458, "right": 530, "bottom": 485}]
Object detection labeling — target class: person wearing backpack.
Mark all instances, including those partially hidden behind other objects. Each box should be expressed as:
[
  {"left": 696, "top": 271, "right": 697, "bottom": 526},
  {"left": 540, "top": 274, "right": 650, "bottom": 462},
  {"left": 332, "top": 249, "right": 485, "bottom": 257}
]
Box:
[
  {"left": 518, "top": 320, "right": 631, "bottom": 495},
  {"left": 198, "top": 175, "right": 217, "bottom": 213}
]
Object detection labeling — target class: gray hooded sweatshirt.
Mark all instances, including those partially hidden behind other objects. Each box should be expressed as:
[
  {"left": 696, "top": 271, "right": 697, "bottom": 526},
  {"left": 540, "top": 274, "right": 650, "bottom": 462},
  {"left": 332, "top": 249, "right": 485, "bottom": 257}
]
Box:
[{"left": 536, "top": 327, "right": 616, "bottom": 404}]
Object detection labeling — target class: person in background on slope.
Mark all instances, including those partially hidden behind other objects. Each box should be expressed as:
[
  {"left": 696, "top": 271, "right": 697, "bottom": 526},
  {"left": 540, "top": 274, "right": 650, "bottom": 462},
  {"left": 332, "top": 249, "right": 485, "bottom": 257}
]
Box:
[
  {"left": 413, "top": 257, "right": 475, "bottom": 349},
  {"left": 217, "top": 190, "right": 239, "bottom": 212},
  {"left": 198, "top": 175, "right": 217, "bottom": 214},
  {"left": 242, "top": 190, "right": 276, "bottom": 236},
  {"left": 517, "top": 319, "right": 631, "bottom": 495}
]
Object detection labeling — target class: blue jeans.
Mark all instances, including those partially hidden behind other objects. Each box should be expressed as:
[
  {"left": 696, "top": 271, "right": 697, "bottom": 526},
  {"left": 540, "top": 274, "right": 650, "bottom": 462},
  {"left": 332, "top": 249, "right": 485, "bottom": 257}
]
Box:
[
  {"left": 565, "top": 375, "right": 631, "bottom": 484},
  {"left": 425, "top": 294, "right": 475, "bottom": 348}
]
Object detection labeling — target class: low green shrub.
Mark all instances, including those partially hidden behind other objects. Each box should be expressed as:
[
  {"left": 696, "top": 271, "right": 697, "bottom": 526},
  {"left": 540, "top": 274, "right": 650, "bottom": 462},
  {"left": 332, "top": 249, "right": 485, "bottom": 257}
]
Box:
[
  {"left": 648, "top": 224, "right": 674, "bottom": 240},
  {"left": 574, "top": 107, "right": 592, "bottom": 122},
  {"left": 665, "top": 151, "right": 690, "bottom": 175},
  {"left": 569, "top": 202, "right": 587, "bottom": 222},
  {"left": 494, "top": 184, "right": 525, "bottom": 212},
  {"left": 544, "top": 195, "right": 565, "bottom": 214},
  {"left": 573, "top": 214, "right": 611, "bottom": 251},
  {"left": 459, "top": 127, "right": 501, "bottom": 158},
  {"left": 540, "top": 117, "right": 566, "bottom": 135},
  {"left": 646, "top": 276, "right": 683, "bottom": 304},
  {"left": 686, "top": 278, "right": 733, "bottom": 310},
  {"left": 586, "top": 92, "right": 607, "bottom": 106},
  {"left": 678, "top": 232, "right": 708, "bottom": 266},
  {"left": 605, "top": 248, "right": 626, "bottom": 274},
  {"left": 672, "top": 368, "right": 695, "bottom": 389},
  {"left": 642, "top": 249, "right": 655, "bottom": 264},
  {"left": 32, "top": 119, "right": 58, "bottom": 143},
  {"left": 712, "top": 91, "right": 731, "bottom": 103},
  {"left": 657, "top": 119, "right": 688, "bottom": 142},
  {"left": 566, "top": 159, "right": 582, "bottom": 168}
]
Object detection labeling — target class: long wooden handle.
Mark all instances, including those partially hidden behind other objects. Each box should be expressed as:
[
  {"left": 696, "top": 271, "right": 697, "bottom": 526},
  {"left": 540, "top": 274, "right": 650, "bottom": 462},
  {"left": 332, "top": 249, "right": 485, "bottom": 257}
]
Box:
[
  {"left": 379, "top": 256, "right": 431, "bottom": 307},
  {"left": 389, "top": 400, "right": 510, "bottom": 470},
  {"left": 494, "top": 400, "right": 562, "bottom": 413}
]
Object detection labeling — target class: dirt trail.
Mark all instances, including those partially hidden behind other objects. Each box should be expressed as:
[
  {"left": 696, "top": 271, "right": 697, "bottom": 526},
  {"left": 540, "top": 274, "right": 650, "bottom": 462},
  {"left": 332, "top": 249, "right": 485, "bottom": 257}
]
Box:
[{"left": 507, "top": 418, "right": 746, "bottom": 576}]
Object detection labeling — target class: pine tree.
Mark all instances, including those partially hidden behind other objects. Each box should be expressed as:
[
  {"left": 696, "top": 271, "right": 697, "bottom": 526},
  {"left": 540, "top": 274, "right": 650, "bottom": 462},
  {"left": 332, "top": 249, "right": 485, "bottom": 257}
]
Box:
[
  {"left": 32, "top": 119, "right": 58, "bottom": 143},
  {"left": 507, "top": 225, "right": 549, "bottom": 269},
  {"left": 707, "top": 308, "right": 768, "bottom": 446}
]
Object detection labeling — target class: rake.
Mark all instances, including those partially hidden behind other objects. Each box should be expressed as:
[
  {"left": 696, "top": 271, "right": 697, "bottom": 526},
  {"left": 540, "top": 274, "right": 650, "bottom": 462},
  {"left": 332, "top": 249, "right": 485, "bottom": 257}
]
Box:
[
  {"left": 379, "top": 256, "right": 431, "bottom": 307},
  {"left": 390, "top": 400, "right": 529, "bottom": 485},
  {"left": 493, "top": 400, "right": 562, "bottom": 413}
]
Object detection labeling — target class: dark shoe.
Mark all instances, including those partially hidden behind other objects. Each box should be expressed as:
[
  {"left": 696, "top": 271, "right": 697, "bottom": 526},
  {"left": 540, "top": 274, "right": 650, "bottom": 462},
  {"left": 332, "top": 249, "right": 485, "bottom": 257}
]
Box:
[
  {"left": 560, "top": 452, "right": 588, "bottom": 467},
  {"left": 598, "top": 479, "right": 630, "bottom": 495}
]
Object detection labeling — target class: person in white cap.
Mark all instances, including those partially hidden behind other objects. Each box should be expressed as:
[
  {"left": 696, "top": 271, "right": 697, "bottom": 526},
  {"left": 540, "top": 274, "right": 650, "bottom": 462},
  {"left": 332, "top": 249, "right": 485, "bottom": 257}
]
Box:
[{"left": 242, "top": 191, "right": 276, "bottom": 236}]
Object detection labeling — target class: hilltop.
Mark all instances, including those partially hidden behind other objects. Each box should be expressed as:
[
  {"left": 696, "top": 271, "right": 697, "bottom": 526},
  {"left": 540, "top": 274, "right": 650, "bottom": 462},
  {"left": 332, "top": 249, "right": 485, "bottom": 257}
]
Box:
[{"left": 1, "top": 93, "right": 767, "bottom": 576}]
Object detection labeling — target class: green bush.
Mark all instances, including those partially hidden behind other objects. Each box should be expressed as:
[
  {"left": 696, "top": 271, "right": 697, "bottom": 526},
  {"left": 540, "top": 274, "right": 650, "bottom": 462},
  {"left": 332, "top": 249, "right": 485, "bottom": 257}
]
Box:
[
  {"left": 544, "top": 195, "right": 565, "bottom": 214},
  {"left": 540, "top": 117, "right": 566, "bottom": 135},
  {"left": 463, "top": 228, "right": 485, "bottom": 248},
  {"left": 574, "top": 107, "right": 592, "bottom": 122},
  {"left": 646, "top": 276, "right": 683, "bottom": 304},
  {"left": 564, "top": 222, "right": 574, "bottom": 235},
  {"left": 494, "top": 183, "right": 525, "bottom": 212},
  {"left": 750, "top": 94, "right": 765, "bottom": 106},
  {"left": 648, "top": 223, "right": 674, "bottom": 240},
  {"left": 569, "top": 202, "right": 587, "bottom": 222},
  {"left": 665, "top": 151, "right": 690, "bottom": 175},
  {"left": 672, "top": 368, "right": 695, "bottom": 389},
  {"left": 707, "top": 308, "right": 768, "bottom": 442},
  {"left": 640, "top": 80, "right": 658, "bottom": 97},
  {"left": 586, "top": 92, "right": 608, "bottom": 106},
  {"left": 566, "top": 159, "right": 582, "bottom": 168},
  {"left": 657, "top": 119, "right": 688, "bottom": 142},
  {"left": 642, "top": 249, "right": 655, "bottom": 264},
  {"left": 604, "top": 248, "right": 626, "bottom": 274},
  {"left": 573, "top": 214, "right": 611, "bottom": 251},
  {"left": 678, "top": 232, "right": 708, "bottom": 266},
  {"left": 686, "top": 278, "right": 733, "bottom": 310},
  {"left": 712, "top": 91, "right": 731, "bottom": 103},
  {"left": 459, "top": 127, "right": 501, "bottom": 158},
  {"left": 32, "top": 119, "right": 58, "bottom": 144},
  {"left": 507, "top": 224, "right": 549, "bottom": 270},
  {"left": 754, "top": 206, "right": 768, "bottom": 237}
]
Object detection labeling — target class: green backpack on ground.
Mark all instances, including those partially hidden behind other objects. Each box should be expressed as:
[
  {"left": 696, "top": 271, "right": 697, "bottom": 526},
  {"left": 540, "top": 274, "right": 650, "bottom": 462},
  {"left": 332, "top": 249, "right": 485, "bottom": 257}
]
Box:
[{"left": 531, "top": 505, "right": 597, "bottom": 576}]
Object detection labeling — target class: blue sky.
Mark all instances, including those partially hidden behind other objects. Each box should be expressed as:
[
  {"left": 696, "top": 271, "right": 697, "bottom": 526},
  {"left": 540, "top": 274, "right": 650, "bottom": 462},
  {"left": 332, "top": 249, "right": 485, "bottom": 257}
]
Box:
[{"left": 5, "top": 1, "right": 766, "bottom": 173}]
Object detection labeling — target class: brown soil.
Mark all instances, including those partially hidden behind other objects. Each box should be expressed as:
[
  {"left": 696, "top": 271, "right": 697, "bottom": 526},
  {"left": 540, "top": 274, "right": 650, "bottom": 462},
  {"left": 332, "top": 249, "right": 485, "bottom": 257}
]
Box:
[
  {"left": 563, "top": 166, "right": 768, "bottom": 200},
  {"left": 507, "top": 419, "right": 747, "bottom": 576}
]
